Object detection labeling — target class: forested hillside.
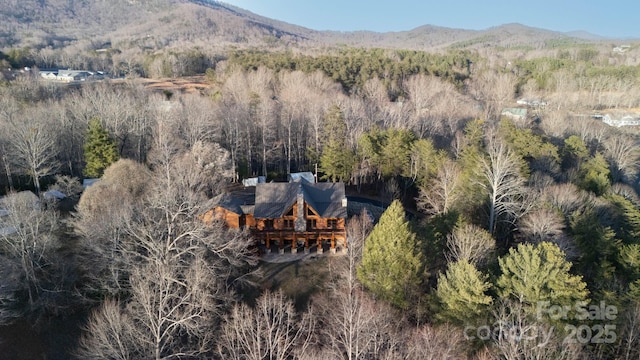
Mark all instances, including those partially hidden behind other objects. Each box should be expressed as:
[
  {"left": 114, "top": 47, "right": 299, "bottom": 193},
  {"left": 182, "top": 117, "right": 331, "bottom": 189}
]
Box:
[
  {"left": 3, "top": 1, "right": 640, "bottom": 359},
  {"left": 0, "top": 0, "right": 599, "bottom": 52},
  {"left": 2, "top": 0, "right": 628, "bottom": 78},
  {"left": 0, "top": 0, "right": 315, "bottom": 49},
  {"left": 0, "top": 0, "right": 315, "bottom": 74}
]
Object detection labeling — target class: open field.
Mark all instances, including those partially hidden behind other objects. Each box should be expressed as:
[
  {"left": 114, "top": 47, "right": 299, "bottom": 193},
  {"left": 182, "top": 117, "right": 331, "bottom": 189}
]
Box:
[{"left": 137, "top": 75, "right": 210, "bottom": 95}]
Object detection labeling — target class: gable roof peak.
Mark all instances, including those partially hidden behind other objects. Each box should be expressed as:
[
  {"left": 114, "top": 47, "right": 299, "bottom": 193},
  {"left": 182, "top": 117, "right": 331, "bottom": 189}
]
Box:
[{"left": 254, "top": 181, "right": 346, "bottom": 219}]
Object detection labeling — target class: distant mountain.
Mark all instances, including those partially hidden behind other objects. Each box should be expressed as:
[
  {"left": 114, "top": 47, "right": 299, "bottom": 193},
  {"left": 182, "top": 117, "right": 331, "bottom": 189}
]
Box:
[
  {"left": 565, "top": 30, "right": 610, "bottom": 41},
  {"left": 448, "top": 23, "right": 588, "bottom": 49},
  {"left": 0, "top": 0, "right": 174, "bottom": 48},
  {"left": 0, "top": 0, "right": 316, "bottom": 49},
  {"left": 313, "top": 25, "right": 477, "bottom": 50},
  {"left": 0, "top": 0, "right": 628, "bottom": 53}
]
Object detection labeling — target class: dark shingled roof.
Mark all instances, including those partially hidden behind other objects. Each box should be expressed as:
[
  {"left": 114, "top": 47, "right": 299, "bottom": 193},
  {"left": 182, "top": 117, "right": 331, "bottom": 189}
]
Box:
[
  {"left": 254, "top": 182, "right": 346, "bottom": 219},
  {"left": 210, "top": 192, "right": 256, "bottom": 215}
]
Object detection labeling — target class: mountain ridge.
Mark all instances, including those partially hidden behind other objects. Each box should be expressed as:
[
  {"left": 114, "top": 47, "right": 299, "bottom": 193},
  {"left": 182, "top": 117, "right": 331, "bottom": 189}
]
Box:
[{"left": 0, "top": 0, "right": 635, "bottom": 54}]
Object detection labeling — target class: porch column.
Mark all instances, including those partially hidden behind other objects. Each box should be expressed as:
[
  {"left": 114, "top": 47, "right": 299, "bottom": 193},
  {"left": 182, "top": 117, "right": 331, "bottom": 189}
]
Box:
[
  {"left": 291, "top": 238, "right": 297, "bottom": 254},
  {"left": 265, "top": 235, "right": 270, "bottom": 253},
  {"left": 279, "top": 237, "right": 284, "bottom": 255},
  {"left": 316, "top": 238, "right": 323, "bottom": 254},
  {"left": 304, "top": 236, "right": 310, "bottom": 254},
  {"left": 330, "top": 233, "right": 336, "bottom": 254}
]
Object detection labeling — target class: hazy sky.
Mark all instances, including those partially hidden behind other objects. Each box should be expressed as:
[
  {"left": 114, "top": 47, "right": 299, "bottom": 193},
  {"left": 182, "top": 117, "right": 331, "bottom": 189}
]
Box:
[{"left": 221, "top": 0, "right": 637, "bottom": 39}]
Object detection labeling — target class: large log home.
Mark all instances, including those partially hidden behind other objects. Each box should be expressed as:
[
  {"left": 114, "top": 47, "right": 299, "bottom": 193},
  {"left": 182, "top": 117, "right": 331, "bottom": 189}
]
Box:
[{"left": 204, "top": 180, "right": 347, "bottom": 254}]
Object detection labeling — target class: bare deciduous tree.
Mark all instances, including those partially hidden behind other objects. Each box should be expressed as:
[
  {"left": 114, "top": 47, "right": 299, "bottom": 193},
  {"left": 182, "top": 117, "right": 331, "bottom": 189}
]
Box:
[
  {"left": 491, "top": 299, "right": 585, "bottom": 360},
  {"left": 313, "top": 289, "right": 404, "bottom": 360},
  {"left": 542, "top": 183, "right": 594, "bottom": 218},
  {"left": 446, "top": 222, "right": 495, "bottom": 266},
  {"left": 77, "top": 198, "right": 254, "bottom": 359},
  {"left": 245, "top": 67, "right": 279, "bottom": 177},
  {"left": 0, "top": 191, "right": 58, "bottom": 309},
  {"left": 363, "top": 299, "right": 404, "bottom": 360},
  {"left": 46, "top": 100, "right": 85, "bottom": 176},
  {"left": 518, "top": 207, "right": 578, "bottom": 259},
  {"left": 405, "top": 324, "right": 467, "bottom": 360},
  {"left": 5, "top": 113, "right": 59, "bottom": 195},
  {"left": 603, "top": 133, "right": 640, "bottom": 184},
  {"left": 612, "top": 183, "right": 640, "bottom": 206},
  {"left": 570, "top": 116, "right": 607, "bottom": 148},
  {"left": 417, "top": 159, "right": 461, "bottom": 215},
  {"left": 170, "top": 140, "right": 233, "bottom": 198},
  {"left": 48, "top": 175, "right": 83, "bottom": 200},
  {"left": 316, "top": 211, "right": 376, "bottom": 360},
  {"left": 404, "top": 74, "right": 468, "bottom": 138},
  {"left": 618, "top": 302, "right": 640, "bottom": 360},
  {"left": 218, "top": 290, "right": 315, "bottom": 360},
  {"left": 75, "top": 300, "right": 136, "bottom": 360},
  {"left": 75, "top": 134, "right": 256, "bottom": 359},
  {"left": 469, "top": 70, "right": 517, "bottom": 121},
  {"left": 361, "top": 78, "right": 390, "bottom": 127},
  {"left": 473, "top": 137, "right": 527, "bottom": 235},
  {"left": 66, "top": 82, "right": 153, "bottom": 161},
  {"left": 278, "top": 71, "right": 310, "bottom": 174},
  {"left": 126, "top": 256, "right": 218, "bottom": 359},
  {"left": 156, "top": 93, "right": 219, "bottom": 150},
  {"left": 539, "top": 110, "right": 571, "bottom": 139},
  {"left": 74, "top": 159, "right": 151, "bottom": 299}
]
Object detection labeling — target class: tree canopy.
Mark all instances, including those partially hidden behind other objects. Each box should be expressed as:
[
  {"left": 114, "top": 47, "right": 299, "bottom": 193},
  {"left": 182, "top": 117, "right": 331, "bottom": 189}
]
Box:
[
  {"left": 357, "top": 199, "right": 424, "bottom": 309},
  {"left": 319, "top": 105, "right": 355, "bottom": 182},
  {"left": 436, "top": 260, "right": 492, "bottom": 325},
  {"left": 497, "top": 242, "right": 588, "bottom": 310},
  {"left": 83, "top": 118, "right": 119, "bottom": 178}
]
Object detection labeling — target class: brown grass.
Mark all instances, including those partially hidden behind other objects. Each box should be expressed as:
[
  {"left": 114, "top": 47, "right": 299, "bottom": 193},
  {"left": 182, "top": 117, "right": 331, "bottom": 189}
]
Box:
[
  {"left": 258, "top": 256, "right": 334, "bottom": 310},
  {"left": 139, "top": 75, "right": 210, "bottom": 95}
]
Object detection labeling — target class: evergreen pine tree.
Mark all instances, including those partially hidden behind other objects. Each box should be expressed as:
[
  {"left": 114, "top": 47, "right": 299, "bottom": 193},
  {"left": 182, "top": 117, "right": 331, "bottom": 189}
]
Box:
[
  {"left": 497, "top": 242, "right": 588, "bottom": 309},
  {"left": 607, "top": 193, "right": 640, "bottom": 243},
  {"left": 580, "top": 152, "right": 611, "bottom": 196},
  {"left": 570, "top": 210, "right": 619, "bottom": 293},
  {"left": 436, "top": 260, "right": 492, "bottom": 325},
  {"left": 357, "top": 200, "right": 424, "bottom": 309},
  {"left": 562, "top": 135, "right": 589, "bottom": 170},
  {"left": 320, "top": 105, "right": 355, "bottom": 182},
  {"left": 83, "top": 118, "right": 119, "bottom": 178}
]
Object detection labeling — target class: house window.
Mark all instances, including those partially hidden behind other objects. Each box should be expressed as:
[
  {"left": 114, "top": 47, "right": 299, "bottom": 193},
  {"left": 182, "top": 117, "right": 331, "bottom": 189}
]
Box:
[
  {"left": 307, "top": 207, "right": 317, "bottom": 217},
  {"left": 327, "top": 219, "right": 338, "bottom": 229},
  {"left": 284, "top": 219, "right": 294, "bottom": 229},
  {"left": 286, "top": 207, "right": 294, "bottom": 216},
  {"left": 307, "top": 219, "right": 317, "bottom": 230},
  {"left": 265, "top": 219, "right": 274, "bottom": 229}
]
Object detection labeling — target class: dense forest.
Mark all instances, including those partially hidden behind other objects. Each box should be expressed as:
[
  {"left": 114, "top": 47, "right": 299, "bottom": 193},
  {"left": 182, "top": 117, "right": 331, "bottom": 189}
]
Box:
[{"left": 3, "top": 2, "right": 640, "bottom": 358}]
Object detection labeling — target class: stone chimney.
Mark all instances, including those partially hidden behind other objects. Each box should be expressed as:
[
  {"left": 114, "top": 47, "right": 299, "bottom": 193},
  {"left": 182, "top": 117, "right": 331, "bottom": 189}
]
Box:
[{"left": 294, "top": 185, "right": 306, "bottom": 232}]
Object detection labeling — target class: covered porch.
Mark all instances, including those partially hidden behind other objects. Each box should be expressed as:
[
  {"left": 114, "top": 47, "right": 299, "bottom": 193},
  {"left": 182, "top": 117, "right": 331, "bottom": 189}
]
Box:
[{"left": 254, "top": 229, "right": 347, "bottom": 255}]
